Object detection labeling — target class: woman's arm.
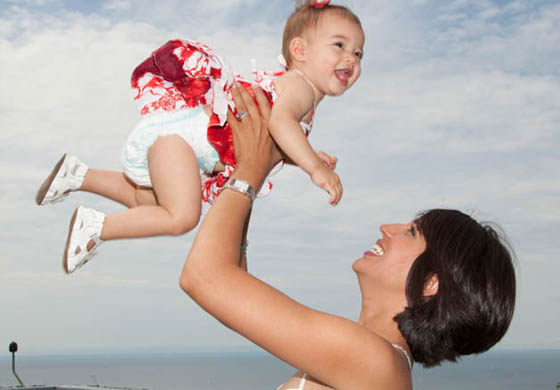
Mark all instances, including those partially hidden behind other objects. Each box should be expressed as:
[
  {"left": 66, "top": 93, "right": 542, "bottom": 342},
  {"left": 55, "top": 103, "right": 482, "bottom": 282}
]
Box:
[
  {"left": 239, "top": 209, "right": 251, "bottom": 271},
  {"left": 180, "top": 86, "right": 407, "bottom": 390}
]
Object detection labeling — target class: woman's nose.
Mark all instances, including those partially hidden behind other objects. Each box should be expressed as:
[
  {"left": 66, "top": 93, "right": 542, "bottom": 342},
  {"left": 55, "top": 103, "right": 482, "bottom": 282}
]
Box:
[
  {"left": 380, "top": 224, "right": 393, "bottom": 237},
  {"left": 380, "top": 224, "right": 407, "bottom": 237}
]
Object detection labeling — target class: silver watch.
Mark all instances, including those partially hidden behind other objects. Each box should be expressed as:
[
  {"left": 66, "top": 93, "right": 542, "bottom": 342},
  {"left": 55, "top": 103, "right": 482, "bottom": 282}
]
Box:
[{"left": 223, "top": 179, "right": 256, "bottom": 203}]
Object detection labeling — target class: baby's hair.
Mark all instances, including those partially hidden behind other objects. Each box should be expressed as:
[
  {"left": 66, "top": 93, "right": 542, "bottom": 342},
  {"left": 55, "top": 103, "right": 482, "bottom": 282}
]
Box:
[{"left": 282, "top": 1, "right": 362, "bottom": 68}]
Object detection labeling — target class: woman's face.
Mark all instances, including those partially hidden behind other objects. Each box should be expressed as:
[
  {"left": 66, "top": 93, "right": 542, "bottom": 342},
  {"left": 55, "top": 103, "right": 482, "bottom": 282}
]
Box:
[{"left": 353, "top": 222, "right": 427, "bottom": 302}]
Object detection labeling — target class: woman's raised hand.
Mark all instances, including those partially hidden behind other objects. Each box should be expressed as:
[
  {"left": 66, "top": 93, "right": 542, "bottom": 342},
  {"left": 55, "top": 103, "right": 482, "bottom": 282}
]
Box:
[{"left": 227, "top": 84, "right": 283, "bottom": 192}]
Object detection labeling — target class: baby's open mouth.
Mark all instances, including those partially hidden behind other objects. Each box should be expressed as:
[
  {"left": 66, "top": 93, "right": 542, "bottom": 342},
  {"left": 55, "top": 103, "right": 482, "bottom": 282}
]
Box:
[{"left": 335, "top": 69, "right": 352, "bottom": 85}]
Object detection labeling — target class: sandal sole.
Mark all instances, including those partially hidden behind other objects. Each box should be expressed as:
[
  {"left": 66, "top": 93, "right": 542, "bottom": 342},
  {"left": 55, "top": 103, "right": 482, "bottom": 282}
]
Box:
[
  {"left": 62, "top": 207, "right": 79, "bottom": 274},
  {"left": 35, "top": 153, "right": 68, "bottom": 205}
]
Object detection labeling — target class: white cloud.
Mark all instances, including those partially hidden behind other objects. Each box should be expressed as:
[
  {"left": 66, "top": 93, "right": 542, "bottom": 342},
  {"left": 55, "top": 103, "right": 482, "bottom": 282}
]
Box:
[
  {"left": 4, "top": 0, "right": 56, "bottom": 6},
  {"left": 102, "top": 0, "right": 131, "bottom": 11}
]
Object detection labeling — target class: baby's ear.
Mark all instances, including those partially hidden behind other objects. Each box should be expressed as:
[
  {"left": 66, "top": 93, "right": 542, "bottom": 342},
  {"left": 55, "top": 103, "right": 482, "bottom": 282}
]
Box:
[
  {"left": 423, "top": 273, "right": 439, "bottom": 297},
  {"left": 289, "top": 37, "right": 307, "bottom": 62}
]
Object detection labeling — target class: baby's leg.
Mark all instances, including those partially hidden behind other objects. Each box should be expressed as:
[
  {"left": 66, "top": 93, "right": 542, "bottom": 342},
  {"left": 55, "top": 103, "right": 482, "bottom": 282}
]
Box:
[
  {"left": 80, "top": 170, "right": 142, "bottom": 208},
  {"left": 36, "top": 154, "right": 154, "bottom": 208},
  {"left": 99, "top": 135, "right": 201, "bottom": 240},
  {"left": 81, "top": 170, "right": 159, "bottom": 208},
  {"left": 133, "top": 187, "right": 158, "bottom": 207}
]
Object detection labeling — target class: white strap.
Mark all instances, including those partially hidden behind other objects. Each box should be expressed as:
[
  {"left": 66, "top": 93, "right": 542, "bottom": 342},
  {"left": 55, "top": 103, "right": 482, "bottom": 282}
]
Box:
[
  {"left": 392, "top": 344, "right": 412, "bottom": 370},
  {"left": 298, "top": 373, "right": 307, "bottom": 390},
  {"left": 292, "top": 69, "right": 317, "bottom": 114},
  {"left": 292, "top": 69, "right": 315, "bottom": 92},
  {"left": 277, "top": 54, "right": 288, "bottom": 70}
]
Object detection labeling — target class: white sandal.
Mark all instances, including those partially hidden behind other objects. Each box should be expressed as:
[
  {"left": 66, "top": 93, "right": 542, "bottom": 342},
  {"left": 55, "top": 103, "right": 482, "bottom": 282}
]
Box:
[
  {"left": 63, "top": 206, "right": 105, "bottom": 274},
  {"left": 36, "top": 154, "right": 88, "bottom": 205}
]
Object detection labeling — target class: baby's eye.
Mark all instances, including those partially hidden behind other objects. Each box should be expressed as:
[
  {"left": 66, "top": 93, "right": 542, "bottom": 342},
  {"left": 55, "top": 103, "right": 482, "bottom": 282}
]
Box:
[
  {"left": 354, "top": 51, "right": 363, "bottom": 59},
  {"left": 333, "top": 41, "right": 344, "bottom": 49}
]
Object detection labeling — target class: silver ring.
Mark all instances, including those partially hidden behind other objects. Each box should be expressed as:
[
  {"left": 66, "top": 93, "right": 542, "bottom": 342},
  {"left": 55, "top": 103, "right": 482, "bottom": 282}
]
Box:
[{"left": 236, "top": 111, "right": 248, "bottom": 120}]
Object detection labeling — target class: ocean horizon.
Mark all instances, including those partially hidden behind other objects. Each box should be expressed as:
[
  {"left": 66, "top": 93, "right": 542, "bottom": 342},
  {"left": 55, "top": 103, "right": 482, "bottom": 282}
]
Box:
[{"left": 1, "top": 349, "right": 559, "bottom": 389}]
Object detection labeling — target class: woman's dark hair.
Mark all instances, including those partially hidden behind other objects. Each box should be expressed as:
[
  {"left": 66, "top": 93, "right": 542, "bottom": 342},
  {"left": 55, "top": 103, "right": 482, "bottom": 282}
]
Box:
[{"left": 394, "top": 209, "right": 516, "bottom": 367}]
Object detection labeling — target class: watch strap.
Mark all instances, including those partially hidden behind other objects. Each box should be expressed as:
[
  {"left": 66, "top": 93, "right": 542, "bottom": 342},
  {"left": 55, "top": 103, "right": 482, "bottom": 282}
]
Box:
[{"left": 223, "top": 179, "right": 256, "bottom": 203}]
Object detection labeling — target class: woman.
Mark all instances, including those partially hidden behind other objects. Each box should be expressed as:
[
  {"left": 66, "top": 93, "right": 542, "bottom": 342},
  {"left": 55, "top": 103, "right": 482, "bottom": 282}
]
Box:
[{"left": 179, "top": 85, "right": 516, "bottom": 389}]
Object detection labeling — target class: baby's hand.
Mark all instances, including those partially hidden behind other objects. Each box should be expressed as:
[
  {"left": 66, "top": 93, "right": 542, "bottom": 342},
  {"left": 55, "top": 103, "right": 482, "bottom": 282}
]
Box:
[
  {"left": 316, "top": 151, "right": 338, "bottom": 170},
  {"left": 311, "top": 165, "right": 343, "bottom": 206}
]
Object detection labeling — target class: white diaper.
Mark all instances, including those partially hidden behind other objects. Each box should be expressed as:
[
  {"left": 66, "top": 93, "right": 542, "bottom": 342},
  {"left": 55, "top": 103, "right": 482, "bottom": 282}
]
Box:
[{"left": 121, "top": 106, "right": 219, "bottom": 187}]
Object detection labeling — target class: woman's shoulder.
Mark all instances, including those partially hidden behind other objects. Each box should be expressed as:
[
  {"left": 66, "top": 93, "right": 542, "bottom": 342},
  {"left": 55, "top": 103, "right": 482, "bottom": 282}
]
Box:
[
  {"left": 326, "top": 324, "right": 412, "bottom": 389},
  {"left": 359, "top": 336, "right": 412, "bottom": 389},
  {"left": 301, "top": 315, "right": 412, "bottom": 389}
]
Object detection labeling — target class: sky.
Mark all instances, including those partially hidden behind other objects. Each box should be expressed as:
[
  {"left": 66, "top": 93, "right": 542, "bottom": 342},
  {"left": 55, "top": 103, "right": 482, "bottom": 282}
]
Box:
[{"left": 1, "top": 0, "right": 559, "bottom": 359}]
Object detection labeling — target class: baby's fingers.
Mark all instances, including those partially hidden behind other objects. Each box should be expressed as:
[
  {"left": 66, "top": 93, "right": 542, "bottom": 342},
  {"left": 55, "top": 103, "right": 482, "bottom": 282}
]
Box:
[
  {"left": 334, "top": 181, "right": 343, "bottom": 205},
  {"left": 329, "top": 188, "right": 337, "bottom": 205},
  {"left": 329, "top": 155, "right": 338, "bottom": 169},
  {"left": 317, "top": 151, "right": 335, "bottom": 169},
  {"left": 330, "top": 185, "right": 342, "bottom": 206},
  {"left": 325, "top": 182, "right": 343, "bottom": 206}
]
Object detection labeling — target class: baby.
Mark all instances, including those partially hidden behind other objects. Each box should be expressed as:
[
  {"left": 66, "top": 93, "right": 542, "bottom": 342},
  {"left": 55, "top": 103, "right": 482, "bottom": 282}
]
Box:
[{"left": 36, "top": 0, "right": 364, "bottom": 274}]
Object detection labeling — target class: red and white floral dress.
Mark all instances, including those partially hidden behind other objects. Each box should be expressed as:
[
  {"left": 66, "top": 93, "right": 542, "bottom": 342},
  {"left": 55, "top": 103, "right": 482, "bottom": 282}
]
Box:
[{"left": 121, "top": 39, "right": 312, "bottom": 204}]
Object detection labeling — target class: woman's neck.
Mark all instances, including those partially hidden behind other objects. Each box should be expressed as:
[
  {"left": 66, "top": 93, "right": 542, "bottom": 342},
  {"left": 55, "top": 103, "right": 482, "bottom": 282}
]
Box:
[{"left": 357, "top": 300, "right": 409, "bottom": 349}]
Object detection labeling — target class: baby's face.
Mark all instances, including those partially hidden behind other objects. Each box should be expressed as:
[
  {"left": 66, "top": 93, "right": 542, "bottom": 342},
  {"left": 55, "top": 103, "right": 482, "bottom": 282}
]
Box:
[{"left": 304, "top": 12, "right": 365, "bottom": 96}]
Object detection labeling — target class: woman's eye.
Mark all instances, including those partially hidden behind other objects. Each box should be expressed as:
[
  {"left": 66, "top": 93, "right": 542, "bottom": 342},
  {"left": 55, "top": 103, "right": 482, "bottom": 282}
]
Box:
[{"left": 408, "top": 226, "right": 416, "bottom": 237}]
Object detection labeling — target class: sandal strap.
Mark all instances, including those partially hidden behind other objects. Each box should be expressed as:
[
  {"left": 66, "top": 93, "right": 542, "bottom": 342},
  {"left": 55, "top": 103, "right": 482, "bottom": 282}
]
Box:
[
  {"left": 43, "top": 155, "right": 88, "bottom": 204},
  {"left": 66, "top": 206, "right": 105, "bottom": 273}
]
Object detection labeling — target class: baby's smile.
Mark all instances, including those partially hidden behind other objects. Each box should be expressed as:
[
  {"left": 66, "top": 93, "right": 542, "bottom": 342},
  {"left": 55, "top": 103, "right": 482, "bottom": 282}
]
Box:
[{"left": 334, "top": 68, "right": 353, "bottom": 86}]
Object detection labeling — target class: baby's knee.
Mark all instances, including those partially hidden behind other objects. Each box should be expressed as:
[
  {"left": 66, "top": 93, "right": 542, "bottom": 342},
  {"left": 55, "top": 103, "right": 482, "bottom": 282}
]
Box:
[
  {"left": 167, "top": 209, "right": 201, "bottom": 235},
  {"left": 134, "top": 187, "right": 157, "bottom": 207}
]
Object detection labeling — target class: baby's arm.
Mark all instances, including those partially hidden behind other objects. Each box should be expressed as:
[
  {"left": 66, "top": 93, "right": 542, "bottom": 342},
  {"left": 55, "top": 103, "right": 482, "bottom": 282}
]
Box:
[{"left": 270, "top": 75, "right": 343, "bottom": 205}]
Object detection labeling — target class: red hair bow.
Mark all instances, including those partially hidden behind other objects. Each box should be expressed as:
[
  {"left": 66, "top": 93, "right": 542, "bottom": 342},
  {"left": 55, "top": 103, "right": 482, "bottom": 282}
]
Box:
[{"left": 310, "top": 0, "right": 330, "bottom": 8}]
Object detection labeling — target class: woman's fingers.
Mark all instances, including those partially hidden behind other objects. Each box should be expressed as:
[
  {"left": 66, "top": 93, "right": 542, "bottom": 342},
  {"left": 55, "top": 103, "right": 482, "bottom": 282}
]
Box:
[
  {"left": 231, "top": 84, "right": 249, "bottom": 120},
  {"left": 227, "top": 109, "right": 241, "bottom": 131},
  {"left": 230, "top": 85, "right": 267, "bottom": 154},
  {"left": 229, "top": 83, "right": 282, "bottom": 171},
  {"left": 251, "top": 85, "right": 272, "bottom": 120},
  {"left": 236, "top": 84, "right": 263, "bottom": 126},
  {"left": 231, "top": 83, "right": 272, "bottom": 124}
]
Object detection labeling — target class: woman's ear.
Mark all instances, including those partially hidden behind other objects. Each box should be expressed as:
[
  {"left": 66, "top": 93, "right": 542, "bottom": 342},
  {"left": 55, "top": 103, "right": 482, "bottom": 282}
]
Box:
[
  {"left": 423, "top": 273, "right": 439, "bottom": 297},
  {"left": 289, "top": 37, "right": 307, "bottom": 62}
]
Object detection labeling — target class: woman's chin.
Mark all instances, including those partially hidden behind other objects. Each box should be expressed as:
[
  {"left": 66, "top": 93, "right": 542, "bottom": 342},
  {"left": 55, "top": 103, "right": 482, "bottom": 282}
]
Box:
[{"left": 352, "top": 256, "right": 368, "bottom": 274}]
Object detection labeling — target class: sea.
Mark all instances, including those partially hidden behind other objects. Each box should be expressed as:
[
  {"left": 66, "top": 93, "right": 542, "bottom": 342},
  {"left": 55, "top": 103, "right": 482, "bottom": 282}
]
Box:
[{"left": 1, "top": 349, "right": 558, "bottom": 390}]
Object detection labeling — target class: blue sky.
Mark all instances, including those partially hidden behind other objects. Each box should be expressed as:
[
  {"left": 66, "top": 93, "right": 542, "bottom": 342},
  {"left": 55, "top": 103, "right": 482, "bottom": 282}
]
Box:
[{"left": 1, "top": 0, "right": 559, "bottom": 359}]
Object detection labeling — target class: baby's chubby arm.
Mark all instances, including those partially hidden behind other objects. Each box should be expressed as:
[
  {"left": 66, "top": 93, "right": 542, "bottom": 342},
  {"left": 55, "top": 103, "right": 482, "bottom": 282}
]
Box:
[
  {"left": 269, "top": 74, "right": 342, "bottom": 205},
  {"left": 269, "top": 74, "right": 317, "bottom": 172}
]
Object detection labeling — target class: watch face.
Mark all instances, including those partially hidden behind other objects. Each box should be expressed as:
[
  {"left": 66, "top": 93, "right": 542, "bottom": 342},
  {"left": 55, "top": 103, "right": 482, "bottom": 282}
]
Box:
[
  {"left": 236, "top": 181, "right": 249, "bottom": 191},
  {"left": 228, "top": 179, "right": 255, "bottom": 202}
]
